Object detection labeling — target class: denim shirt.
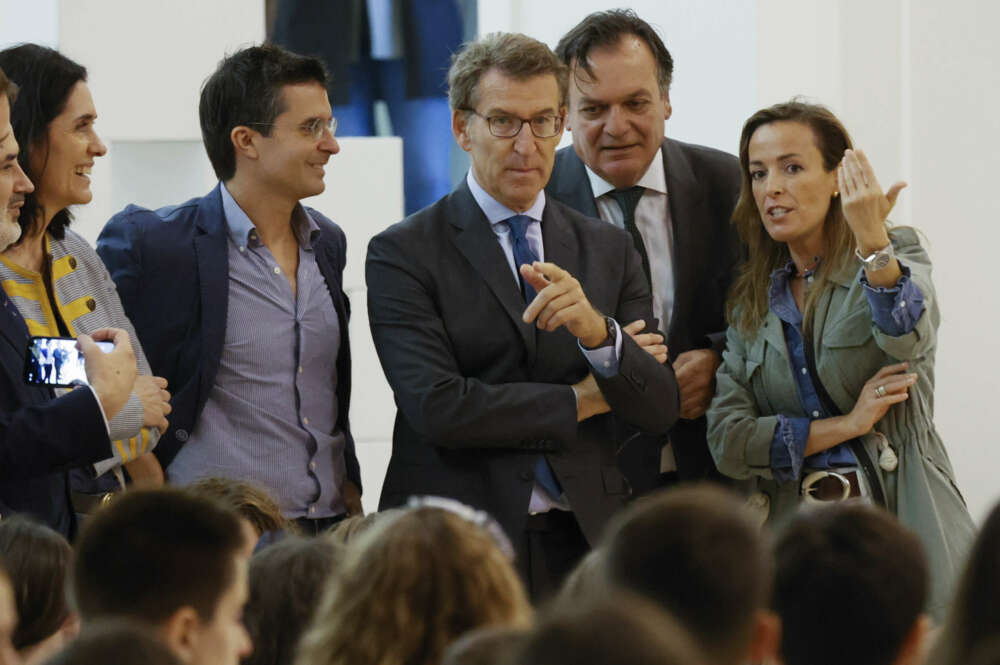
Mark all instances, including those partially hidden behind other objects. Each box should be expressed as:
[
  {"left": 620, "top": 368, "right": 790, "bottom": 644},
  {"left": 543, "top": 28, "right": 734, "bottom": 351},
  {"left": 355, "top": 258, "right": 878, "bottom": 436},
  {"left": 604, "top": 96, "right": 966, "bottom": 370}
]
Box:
[{"left": 769, "top": 260, "right": 925, "bottom": 482}]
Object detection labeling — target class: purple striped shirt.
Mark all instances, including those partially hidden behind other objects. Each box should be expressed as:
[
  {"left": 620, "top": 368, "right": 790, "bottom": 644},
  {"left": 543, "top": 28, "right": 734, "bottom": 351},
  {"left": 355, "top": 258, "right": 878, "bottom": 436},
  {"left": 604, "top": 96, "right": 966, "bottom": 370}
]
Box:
[{"left": 168, "top": 184, "right": 346, "bottom": 518}]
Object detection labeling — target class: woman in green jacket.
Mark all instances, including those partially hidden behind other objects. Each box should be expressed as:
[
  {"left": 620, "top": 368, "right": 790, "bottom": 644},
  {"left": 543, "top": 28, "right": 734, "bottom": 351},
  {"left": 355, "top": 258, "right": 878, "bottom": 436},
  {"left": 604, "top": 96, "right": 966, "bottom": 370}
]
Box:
[{"left": 706, "top": 100, "right": 974, "bottom": 618}]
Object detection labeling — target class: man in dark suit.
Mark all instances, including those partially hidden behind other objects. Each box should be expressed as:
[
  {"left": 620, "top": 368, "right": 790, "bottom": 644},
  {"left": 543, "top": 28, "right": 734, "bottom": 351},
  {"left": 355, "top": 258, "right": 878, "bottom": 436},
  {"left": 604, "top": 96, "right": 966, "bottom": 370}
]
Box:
[
  {"left": 367, "top": 32, "right": 679, "bottom": 597},
  {"left": 98, "top": 45, "right": 362, "bottom": 532},
  {"left": 547, "top": 10, "right": 742, "bottom": 492},
  {"left": 0, "top": 66, "right": 141, "bottom": 536}
]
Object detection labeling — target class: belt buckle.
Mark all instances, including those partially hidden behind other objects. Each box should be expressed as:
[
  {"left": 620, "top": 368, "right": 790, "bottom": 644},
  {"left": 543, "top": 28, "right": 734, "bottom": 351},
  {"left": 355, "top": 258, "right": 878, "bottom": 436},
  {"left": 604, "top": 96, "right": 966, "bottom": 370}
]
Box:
[{"left": 801, "top": 470, "right": 851, "bottom": 504}]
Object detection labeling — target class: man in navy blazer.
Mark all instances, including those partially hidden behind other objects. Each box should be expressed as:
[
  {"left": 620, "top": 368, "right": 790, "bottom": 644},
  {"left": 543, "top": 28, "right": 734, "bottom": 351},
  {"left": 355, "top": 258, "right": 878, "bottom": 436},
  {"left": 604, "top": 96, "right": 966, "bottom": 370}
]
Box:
[
  {"left": 367, "top": 33, "right": 678, "bottom": 597},
  {"left": 0, "top": 66, "right": 141, "bottom": 536},
  {"left": 98, "top": 45, "right": 362, "bottom": 531},
  {"left": 547, "top": 11, "right": 742, "bottom": 493}
]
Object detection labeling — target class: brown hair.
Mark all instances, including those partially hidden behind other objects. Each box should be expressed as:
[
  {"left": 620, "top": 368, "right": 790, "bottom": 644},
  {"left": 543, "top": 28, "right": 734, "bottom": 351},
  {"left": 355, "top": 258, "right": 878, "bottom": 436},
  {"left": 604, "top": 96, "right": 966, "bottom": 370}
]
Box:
[
  {"left": 601, "top": 485, "right": 772, "bottom": 665},
  {"left": 0, "top": 516, "right": 72, "bottom": 650},
  {"left": 508, "top": 593, "right": 707, "bottom": 665},
  {"left": 928, "top": 501, "right": 1000, "bottom": 665},
  {"left": 448, "top": 32, "right": 568, "bottom": 111},
  {"left": 0, "top": 66, "right": 17, "bottom": 103},
  {"left": 185, "top": 476, "right": 292, "bottom": 537},
  {"left": 73, "top": 488, "right": 245, "bottom": 625},
  {"left": 295, "top": 507, "right": 531, "bottom": 665},
  {"left": 727, "top": 100, "right": 857, "bottom": 336}
]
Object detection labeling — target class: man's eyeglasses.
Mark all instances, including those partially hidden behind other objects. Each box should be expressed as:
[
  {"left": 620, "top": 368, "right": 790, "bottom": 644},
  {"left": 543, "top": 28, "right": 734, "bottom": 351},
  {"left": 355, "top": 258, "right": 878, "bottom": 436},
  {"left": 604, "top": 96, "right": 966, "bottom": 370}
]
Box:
[
  {"left": 247, "top": 116, "right": 338, "bottom": 141},
  {"left": 463, "top": 109, "right": 563, "bottom": 138}
]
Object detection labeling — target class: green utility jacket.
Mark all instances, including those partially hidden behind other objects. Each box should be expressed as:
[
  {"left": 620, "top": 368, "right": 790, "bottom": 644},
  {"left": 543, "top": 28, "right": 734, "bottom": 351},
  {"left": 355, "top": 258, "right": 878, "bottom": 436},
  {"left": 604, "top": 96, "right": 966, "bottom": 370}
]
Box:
[{"left": 708, "top": 228, "right": 974, "bottom": 618}]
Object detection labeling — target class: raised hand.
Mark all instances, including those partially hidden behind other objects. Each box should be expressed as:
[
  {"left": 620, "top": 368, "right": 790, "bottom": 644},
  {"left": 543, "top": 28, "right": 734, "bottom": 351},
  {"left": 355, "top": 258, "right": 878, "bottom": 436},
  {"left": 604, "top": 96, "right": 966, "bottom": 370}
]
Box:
[
  {"left": 521, "top": 261, "right": 607, "bottom": 347},
  {"left": 838, "top": 148, "right": 907, "bottom": 251},
  {"left": 79, "top": 328, "right": 137, "bottom": 421}
]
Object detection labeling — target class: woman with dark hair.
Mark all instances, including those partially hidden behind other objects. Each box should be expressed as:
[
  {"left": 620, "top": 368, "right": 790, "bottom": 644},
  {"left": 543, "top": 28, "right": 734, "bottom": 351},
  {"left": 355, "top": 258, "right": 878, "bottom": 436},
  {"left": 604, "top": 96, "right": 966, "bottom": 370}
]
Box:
[
  {"left": 706, "top": 100, "right": 974, "bottom": 618},
  {"left": 0, "top": 515, "right": 77, "bottom": 664},
  {"left": 0, "top": 44, "right": 170, "bottom": 514},
  {"left": 928, "top": 501, "right": 1000, "bottom": 665}
]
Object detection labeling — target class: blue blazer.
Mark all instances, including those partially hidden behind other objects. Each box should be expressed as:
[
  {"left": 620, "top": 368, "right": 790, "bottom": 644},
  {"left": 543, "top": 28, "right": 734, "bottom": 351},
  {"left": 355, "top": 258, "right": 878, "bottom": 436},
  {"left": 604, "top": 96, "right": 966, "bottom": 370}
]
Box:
[
  {"left": 0, "top": 289, "right": 110, "bottom": 537},
  {"left": 97, "top": 185, "right": 362, "bottom": 489}
]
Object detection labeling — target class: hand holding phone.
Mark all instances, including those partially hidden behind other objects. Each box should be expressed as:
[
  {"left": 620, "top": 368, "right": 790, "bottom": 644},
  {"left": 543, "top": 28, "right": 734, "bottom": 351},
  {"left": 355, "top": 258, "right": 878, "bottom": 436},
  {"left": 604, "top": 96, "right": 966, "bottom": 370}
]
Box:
[{"left": 78, "top": 329, "right": 139, "bottom": 421}]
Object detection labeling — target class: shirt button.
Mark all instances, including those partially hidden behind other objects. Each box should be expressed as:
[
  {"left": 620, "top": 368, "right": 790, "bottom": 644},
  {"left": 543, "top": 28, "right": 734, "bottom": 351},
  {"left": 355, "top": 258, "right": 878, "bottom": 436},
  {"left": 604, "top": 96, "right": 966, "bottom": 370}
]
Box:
[
  {"left": 68, "top": 256, "right": 77, "bottom": 269},
  {"left": 310, "top": 461, "right": 317, "bottom": 471},
  {"left": 239, "top": 246, "right": 246, "bottom": 253},
  {"left": 273, "top": 266, "right": 281, "bottom": 274},
  {"left": 298, "top": 365, "right": 303, "bottom": 374},
  {"left": 603, "top": 361, "right": 611, "bottom": 368},
  {"left": 900, "top": 300, "right": 906, "bottom": 308},
  {"left": 303, "top": 417, "right": 310, "bottom": 425},
  {"left": 812, "top": 410, "right": 820, "bottom": 418},
  {"left": 86, "top": 298, "right": 96, "bottom": 311},
  {"left": 800, "top": 367, "right": 808, "bottom": 375},
  {"left": 308, "top": 505, "right": 316, "bottom": 515}
]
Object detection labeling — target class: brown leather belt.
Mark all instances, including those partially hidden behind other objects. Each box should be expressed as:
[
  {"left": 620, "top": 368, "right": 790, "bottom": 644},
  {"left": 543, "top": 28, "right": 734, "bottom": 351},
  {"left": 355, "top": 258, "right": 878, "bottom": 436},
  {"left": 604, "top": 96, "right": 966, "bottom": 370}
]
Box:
[{"left": 801, "top": 470, "right": 863, "bottom": 502}]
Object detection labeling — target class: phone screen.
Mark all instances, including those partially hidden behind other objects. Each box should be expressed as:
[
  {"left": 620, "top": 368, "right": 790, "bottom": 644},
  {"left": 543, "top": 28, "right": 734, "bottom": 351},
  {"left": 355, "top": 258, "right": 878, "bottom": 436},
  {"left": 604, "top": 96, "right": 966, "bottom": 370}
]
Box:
[{"left": 24, "top": 336, "right": 114, "bottom": 387}]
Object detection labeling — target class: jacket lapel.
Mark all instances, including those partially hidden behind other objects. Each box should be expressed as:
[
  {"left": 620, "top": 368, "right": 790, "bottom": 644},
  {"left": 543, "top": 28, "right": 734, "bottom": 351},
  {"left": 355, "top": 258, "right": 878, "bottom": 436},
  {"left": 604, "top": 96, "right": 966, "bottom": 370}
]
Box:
[
  {"left": 548, "top": 147, "right": 600, "bottom": 218},
  {"left": 663, "top": 138, "right": 708, "bottom": 343},
  {"left": 449, "top": 184, "right": 537, "bottom": 358},
  {"left": 192, "top": 186, "right": 230, "bottom": 406}
]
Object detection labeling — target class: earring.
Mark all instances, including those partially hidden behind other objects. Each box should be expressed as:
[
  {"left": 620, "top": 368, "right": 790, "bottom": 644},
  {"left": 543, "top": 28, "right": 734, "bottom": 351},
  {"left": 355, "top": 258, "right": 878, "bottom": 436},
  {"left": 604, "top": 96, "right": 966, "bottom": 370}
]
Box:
[{"left": 833, "top": 191, "right": 840, "bottom": 198}]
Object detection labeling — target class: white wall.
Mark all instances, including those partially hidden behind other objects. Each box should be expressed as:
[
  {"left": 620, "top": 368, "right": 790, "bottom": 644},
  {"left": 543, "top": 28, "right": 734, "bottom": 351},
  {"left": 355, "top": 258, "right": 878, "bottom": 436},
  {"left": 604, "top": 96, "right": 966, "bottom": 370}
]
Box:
[
  {"left": 4, "top": 0, "right": 996, "bottom": 521},
  {"left": 481, "top": 0, "right": 757, "bottom": 154},
  {"left": 757, "top": 0, "right": 1000, "bottom": 523}
]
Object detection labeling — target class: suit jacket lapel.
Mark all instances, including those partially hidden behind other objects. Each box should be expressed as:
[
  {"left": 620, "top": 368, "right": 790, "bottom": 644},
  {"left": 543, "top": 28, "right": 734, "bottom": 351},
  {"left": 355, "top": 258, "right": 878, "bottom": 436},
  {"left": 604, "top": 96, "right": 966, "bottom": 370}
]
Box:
[
  {"left": 663, "top": 138, "right": 707, "bottom": 344},
  {"left": 449, "top": 184, "right": 537, "bottom": 357},
  {"left": 549, "top": 148, "right": 600, "bottom": 218},
  {"left": 193, "top": 186, "right": 230, "bottom": 406}
]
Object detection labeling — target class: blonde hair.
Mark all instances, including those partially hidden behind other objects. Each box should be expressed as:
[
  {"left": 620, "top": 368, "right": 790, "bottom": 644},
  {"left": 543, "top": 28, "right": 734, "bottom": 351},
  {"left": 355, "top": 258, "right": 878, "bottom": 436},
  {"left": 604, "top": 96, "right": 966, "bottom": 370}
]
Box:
[
  {"left": 727, "top": 100, "right": 857, "bottom": 337},
  {"left": 295, "top": 507, "right": 532, "bottom": 665}
]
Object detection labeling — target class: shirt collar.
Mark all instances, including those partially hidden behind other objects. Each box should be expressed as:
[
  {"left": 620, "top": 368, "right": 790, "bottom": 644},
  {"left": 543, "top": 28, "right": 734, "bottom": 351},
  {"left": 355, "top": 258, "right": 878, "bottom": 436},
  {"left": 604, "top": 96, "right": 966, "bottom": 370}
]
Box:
[
  {"left": 220, "top": 182, "right": 319, "bottom": 251},
  {"left": 466, "top": 170, "right": 546, "bottom": 227},
  {"left": 585, "top": 146, "right": 668, "bottom": 198}
]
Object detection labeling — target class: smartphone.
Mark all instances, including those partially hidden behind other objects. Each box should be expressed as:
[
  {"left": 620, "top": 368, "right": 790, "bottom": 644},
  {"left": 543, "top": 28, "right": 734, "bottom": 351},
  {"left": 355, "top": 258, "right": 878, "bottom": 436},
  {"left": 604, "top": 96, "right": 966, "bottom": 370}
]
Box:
[{"left": 24, "top": 336, "right": 113, "bottom": 388}]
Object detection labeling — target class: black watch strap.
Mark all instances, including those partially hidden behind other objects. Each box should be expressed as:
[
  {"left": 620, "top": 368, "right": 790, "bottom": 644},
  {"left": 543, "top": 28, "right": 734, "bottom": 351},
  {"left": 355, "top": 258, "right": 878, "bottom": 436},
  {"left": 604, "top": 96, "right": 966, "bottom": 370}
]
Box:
[{"left": 584, "top": 316, "right": 617, "bottom": 350}]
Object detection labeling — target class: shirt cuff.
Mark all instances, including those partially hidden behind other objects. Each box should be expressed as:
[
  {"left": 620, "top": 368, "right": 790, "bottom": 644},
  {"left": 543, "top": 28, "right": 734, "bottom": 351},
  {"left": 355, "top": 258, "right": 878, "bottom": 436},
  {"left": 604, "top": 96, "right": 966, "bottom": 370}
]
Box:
[
  {"left": 85, "top": 385, "right": 112, "bottom": 437},
  {"left": 771, "top": 415, "right": 810, "bottom": 483},
  {"left": 860, "top": 263, "right": 925, "bottom": 336},
  {"left": 579, "top": 318, "right": 623, "bottom": 378}
]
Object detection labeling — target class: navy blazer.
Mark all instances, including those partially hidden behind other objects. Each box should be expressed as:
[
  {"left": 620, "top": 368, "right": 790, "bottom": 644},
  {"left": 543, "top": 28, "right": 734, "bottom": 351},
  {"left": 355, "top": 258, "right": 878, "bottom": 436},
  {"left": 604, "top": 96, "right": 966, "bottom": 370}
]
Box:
[
  {"left": 96, "top": 185, "right": 362, "bottom": 490},
  {"left": 367, "top": 181, "right": 679, "bottom": 555},
  {"left": 546, "top": 138, "right": 741, "bottom": 489},
  {"left": 0, "top": 289, "right": 110, "bottom": 537}
]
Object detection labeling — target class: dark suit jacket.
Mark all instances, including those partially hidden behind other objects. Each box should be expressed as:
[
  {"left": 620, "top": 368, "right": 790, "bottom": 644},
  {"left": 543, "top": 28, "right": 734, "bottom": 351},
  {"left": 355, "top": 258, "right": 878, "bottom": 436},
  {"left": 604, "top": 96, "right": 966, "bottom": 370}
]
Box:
[
  {"left": 366, "top": 181, "right": 679, "bottom": 553},
  {"left": 96, "top": 185, "right": 362, "bottom": 489},
  {"left": 546, "top": 138, "right": 741, "bottom": 488},
  {"left": 0, "top": 290, "right": 110, "bottom": 537}
]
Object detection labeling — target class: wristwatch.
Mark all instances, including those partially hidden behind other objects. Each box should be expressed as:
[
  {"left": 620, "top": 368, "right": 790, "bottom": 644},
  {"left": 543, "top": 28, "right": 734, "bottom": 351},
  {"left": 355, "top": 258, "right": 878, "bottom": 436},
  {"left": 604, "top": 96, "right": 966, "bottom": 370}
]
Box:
[
  {"left": 584, "top": 316, "right": 617, "bottom": 350},
  {"left": 855, "top": 242, "right": 895, "bottom": 271}
]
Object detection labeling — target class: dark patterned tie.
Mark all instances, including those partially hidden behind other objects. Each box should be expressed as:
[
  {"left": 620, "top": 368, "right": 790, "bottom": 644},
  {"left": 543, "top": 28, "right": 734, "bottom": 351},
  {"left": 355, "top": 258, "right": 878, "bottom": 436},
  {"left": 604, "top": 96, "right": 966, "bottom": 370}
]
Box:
[
  {"left": 609, "top": 186, "right": 652, "bottom": 289},
  {"left": 503, "top": 214, "right": 563, "bottom": 499}
]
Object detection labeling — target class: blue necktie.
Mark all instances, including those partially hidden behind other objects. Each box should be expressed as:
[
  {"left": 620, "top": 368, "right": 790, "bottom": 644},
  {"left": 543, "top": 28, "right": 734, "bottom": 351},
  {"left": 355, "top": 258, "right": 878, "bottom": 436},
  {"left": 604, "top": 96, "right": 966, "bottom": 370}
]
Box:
[{"left": 503, "top": 215, "right": 563, "bottom": 500}]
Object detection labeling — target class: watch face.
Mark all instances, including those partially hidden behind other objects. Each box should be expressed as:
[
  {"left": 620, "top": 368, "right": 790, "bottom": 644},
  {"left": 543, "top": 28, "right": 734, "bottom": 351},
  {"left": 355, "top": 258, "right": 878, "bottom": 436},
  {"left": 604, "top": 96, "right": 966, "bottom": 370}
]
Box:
[{"left": 872, "top": 253, "right": 892, "bottom": 271}]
